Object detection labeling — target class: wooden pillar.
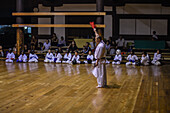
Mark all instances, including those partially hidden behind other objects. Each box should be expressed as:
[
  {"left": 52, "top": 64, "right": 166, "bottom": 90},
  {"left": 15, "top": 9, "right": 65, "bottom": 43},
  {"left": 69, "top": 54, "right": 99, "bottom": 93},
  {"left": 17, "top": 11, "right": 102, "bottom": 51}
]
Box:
[
  {"left": 51, "top": 6, "right": 54, "bottom": 36},
  {"left": 168, "top": 18, "right": 170, "bottom": 40},
  {"left": 16, "top": 0, "right": 24, "bottom": 55},
  {"left": 32, "top": 0, "right": 38, "bottom": 38},
  {"left": 112, "top": 5, "right": 119, "bottom": 40},
  {"left": 96, "top": 0, "right": 104, "bottom": 39}
]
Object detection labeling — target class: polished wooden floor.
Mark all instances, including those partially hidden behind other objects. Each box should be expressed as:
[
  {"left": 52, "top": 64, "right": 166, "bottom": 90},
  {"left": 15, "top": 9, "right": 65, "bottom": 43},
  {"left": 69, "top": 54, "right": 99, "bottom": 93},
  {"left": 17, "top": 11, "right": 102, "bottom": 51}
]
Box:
[{"left": 0, "top": 61, "right": 169, "bottom": 113}]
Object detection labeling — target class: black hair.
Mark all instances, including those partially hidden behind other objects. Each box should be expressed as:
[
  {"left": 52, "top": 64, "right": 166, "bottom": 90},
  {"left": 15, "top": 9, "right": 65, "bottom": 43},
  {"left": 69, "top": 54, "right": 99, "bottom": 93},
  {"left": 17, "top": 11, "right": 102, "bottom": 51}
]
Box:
[
  {"left": 97, "top": 36, "right": 102, "bottom": 41},
  {"left": 143, "top": 51, "right": 147, "bottom": 56},
  {"left": 153, "top": 31, "right": 156, "bottom": 34},
  {"left": 131, "top": 50, "right": 134, "bottom": 55},
  {"left": 31, "top": 50, "right": 34, "bottom": 54},
  {"left": 157, "top": 49, "right": 161, "bottom": 54}
]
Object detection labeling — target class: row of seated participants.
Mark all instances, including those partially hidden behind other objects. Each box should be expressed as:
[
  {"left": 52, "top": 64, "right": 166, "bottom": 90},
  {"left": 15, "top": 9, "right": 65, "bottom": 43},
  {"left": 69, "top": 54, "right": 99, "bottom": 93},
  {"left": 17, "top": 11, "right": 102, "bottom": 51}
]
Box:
[{"left": 5, "top": 48, "right": 162, "bottom": 66}]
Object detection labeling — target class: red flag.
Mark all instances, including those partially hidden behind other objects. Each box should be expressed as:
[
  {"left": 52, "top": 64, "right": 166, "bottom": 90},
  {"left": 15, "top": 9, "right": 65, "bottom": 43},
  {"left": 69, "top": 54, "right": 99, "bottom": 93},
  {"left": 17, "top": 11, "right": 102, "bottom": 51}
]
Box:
[{"left": 90, "top": 22, "right": 96, "bottom": 29}]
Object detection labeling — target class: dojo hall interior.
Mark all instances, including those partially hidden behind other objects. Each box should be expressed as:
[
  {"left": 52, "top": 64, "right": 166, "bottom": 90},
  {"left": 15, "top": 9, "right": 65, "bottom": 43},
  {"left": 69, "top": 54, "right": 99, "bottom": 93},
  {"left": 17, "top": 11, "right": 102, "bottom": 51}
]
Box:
[{"left": 0, "top": 0, "right": 170, "bottom": 113}]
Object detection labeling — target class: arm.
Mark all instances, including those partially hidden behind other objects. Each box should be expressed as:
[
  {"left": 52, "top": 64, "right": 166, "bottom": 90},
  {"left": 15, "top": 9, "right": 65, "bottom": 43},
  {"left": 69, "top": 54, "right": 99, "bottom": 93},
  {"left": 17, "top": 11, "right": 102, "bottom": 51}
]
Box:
[
  {"left": 135, "top": 55, "right": 138, "bottom": 60},
  {"left": 93, "top": 29, "right": 99, "bottom": 41}
]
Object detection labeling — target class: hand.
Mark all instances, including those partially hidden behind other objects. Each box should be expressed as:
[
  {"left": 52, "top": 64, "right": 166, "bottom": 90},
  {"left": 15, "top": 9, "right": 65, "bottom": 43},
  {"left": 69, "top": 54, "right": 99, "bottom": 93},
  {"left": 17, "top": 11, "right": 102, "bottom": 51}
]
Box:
[
  {"left": 95, "top": 61, "right": 98, "bottom": 67},
  {"left": 93, "top": 28, "right": 96, "bottom": 31}
]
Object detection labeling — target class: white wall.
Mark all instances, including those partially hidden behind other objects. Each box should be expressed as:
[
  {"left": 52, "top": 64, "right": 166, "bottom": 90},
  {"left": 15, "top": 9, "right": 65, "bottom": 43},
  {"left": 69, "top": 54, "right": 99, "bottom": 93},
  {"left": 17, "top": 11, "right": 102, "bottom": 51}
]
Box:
[
  {"left": 116, "top": 4, "right": 170, "bottom": 14},
  {"left": 38, "top": 4, "right": 112, "bottom": 38},
  {"left": 54, "top": 16, "right": 65, "bottom": 39},
  {"left": 38, "top": 4, "right": 51, "bottom": 35},
  {"left": 37, "top": 4, "right": 169, "bottom": 37},
  {"left": 120, "top": 19, "right": 168, "bottom": 35},
  {"left": 104, "top": 15, "right": 112, "bottom": 39}
]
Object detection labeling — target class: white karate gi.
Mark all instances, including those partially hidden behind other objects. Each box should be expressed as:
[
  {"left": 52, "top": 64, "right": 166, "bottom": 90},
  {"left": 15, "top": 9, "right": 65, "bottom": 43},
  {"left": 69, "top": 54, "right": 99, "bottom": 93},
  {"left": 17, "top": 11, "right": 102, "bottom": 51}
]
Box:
[
  {"left": 141, "top": 54, "right": 150, "bottom": 66},
  {"left": 28, "top": 53, "right": 38, "bottom": 62},
  {"left": 71, "top": 55, "right": 80, "bottom": 64},
  {"left": 92, "top": 41, "right": 107, "bottom": 87},
  {"left": 6, "top": 52, "right": 15, "bottom": 63},
  {"left": 54, "top": 53, "right": 62, "bottom": 63},
  {"left": 18, "top": 54, "right": 27, "bottom": 62},
  {"left": 62, "top": 53, "right": 72, "bottom": 63},
  {"left": 112, "top": 54, "right": 122, "bottom": 65},
  {"left": 44, "top": 53, "right": 54, "bottom": 63},
  {"left": 126, "top": 54, "right": 138, "bottom": 66},
  {"left": 151, "top": 53, "right": 161, "bottom": 65},
  {"left": 84, "top": 55, "right": 94, "bottom": 64}
]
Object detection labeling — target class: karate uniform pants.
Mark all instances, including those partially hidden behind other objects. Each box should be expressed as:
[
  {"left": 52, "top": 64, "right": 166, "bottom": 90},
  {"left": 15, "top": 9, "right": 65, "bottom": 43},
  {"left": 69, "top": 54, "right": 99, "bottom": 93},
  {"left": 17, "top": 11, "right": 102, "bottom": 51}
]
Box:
[
  {"left": 29, "top": 58, "right": 38, "bottom": 63},
  {"left": 6, "top": 59, "right": 14, "bottom": 63},
  {"left": 92, "top": 60, "right": 107, "bottom": 87}
]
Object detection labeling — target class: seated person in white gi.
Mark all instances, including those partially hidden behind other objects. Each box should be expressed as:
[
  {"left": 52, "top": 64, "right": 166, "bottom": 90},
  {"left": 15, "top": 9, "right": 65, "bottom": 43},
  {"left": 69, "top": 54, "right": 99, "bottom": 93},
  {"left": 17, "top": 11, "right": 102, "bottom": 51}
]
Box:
[
  {"left": 71, "top": 51, "right": 80, "bottom": 64},
  {"left": 112, "top": 49, "right": 122, "bottom": 65},
  {"left": 151, "top": 49, "right": 161, "bottom": 66},
  {"left": 62, "top": 50, "right": 72, "bottom": 63},
  {"left": 6, "top": 48, "right": 15, "bottom": 63},
  {"left": 84, "top": 51, "right": 94, "bottom": 64},
  {"left": 141, "top": 51, "right": 150, "bottom": 66},
  {"left": 54, "top": 50, "right": 62, "bottom": 63},
  {"left": 126, "top": 50, "right": 138, "bottom": 66},
  {"left": 17, "top": 51, "right": 27, "bottom": 62},
  {"left": 44, "top": 49, "right": 54, "bottom": 63},
  {"left": 28, "top": 50, "right": 38, "bottom": 63}
]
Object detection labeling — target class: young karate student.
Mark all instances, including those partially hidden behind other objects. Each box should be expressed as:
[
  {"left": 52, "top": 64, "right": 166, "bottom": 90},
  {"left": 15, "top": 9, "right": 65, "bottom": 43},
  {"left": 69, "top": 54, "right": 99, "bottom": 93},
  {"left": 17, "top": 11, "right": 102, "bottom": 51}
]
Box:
[
  {"left": 84, "top": 51, "right": 94, "bottom": 64},
  {"left": 17, "top": 51, "right": 27, "bottom": 62},
  {"left": 71, "top": 51, "right": 80, "bottom": 64},
  {"left": 6, "top": 48, "right": 15, "bottom": 63},
  {"left": 28, "top": 50, "right": 38, "bottom": 63},
  {"left": 112, "top": 49, "right": 122, "bottom": 65},
  {"left": 126, "top": 50, "right": 138, "bottom": 66},
  {"left": 44, "top": 49, "right": 54, "bottom": 63},
  {"left": 63, "top": 50, "right": 72, "bottom": 63},
  {"left": 54, "top": 50, "right": 62, "bottom": 63},
  {"left": 151, "top": 49, "right": 161, "bottom": 66},
  {"left": 141, "top": 51, "right": 150, "bottom": 66}
]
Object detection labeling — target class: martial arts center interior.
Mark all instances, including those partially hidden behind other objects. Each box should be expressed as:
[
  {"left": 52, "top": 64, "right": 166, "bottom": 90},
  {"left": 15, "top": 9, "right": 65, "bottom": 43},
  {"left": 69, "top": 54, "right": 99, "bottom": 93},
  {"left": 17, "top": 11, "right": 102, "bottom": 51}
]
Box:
[{"left": 0, "top": 0, "right": 170, "bottom": 113}]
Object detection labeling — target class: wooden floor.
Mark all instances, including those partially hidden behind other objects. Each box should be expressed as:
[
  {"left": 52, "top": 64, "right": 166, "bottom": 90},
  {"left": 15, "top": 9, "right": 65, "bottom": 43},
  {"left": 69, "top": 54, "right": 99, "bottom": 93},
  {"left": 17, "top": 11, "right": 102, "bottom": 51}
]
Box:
[{"left": 0, "top": 61, "right": 169, "bottom": 113}]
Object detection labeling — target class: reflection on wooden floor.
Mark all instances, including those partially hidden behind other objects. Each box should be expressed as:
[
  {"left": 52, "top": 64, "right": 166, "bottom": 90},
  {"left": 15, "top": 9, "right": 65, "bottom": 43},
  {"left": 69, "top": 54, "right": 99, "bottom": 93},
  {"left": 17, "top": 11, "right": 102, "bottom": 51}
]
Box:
[{"left": 0, "top": 61, "right": 169, "bottom": 113}]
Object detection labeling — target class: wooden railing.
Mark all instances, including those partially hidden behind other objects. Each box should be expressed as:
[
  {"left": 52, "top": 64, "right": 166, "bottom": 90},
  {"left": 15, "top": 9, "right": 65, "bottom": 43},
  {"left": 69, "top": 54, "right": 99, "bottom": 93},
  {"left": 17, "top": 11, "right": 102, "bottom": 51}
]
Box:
[
  {"left": 12, "top": 12, "right": 106, "bottom": 16},
  {"left": 12, "top": 24, "right": 106, "bottom": 28}
]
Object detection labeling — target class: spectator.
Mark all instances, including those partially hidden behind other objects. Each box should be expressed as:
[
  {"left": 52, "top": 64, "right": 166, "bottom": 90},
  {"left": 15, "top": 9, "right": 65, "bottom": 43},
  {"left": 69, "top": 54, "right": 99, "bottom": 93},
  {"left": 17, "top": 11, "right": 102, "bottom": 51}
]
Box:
[
  {"left": 24, "top": 45, "right": 28, "bottom": 53},
  {"left": 51, "top": 33, "right": 58, "bottom": 46},
  {"left": 58, "top": 47, "right": 63, "bottom": 53},
  {"left": 116, "top": 36, "right": 125, "bottom": 50},
  {"left": 108, "top": 37, "right": 113, "bottom": 45},
  {"left": 82, "top": 47, "right": 87, "bottom": 54},
  {"left": 58, "top": 36, "right": 66, "bottom": 47},
  {"left": 90, "top": 37, "right": 96, "bottom": 52},
  {"left": 152, "top": 31, "right": 158, "bottom": 41},
  {"left": 31, "top": 35, "right": 37, "bottom": 50},
  {"left": 43, "top": 39, "right": 51, "bottom": 51},
  {"left": 0, "top": 46, "right": 4, "bottom": 57},
  {"left": 12, "top": 44, "right": 18, "bottom": 55},
  {"left": 106, "top": 40, "right": 111, "bottom": 54},
  {"left": 68, "top": 40, "right": 78, "bottom": 52},
  {"left": 83, "top": 42, "right": 91, "bottom": 54},
  {"left": 110, "top": 40, "right": 117, "bottom": 55}
]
